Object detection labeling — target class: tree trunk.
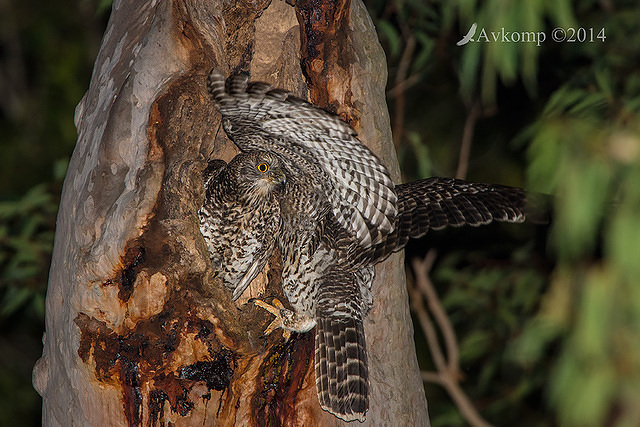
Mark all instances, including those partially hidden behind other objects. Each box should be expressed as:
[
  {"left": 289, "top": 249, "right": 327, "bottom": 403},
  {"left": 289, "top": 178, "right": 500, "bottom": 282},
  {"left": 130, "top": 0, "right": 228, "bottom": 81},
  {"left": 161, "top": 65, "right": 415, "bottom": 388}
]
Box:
[{"left": 32, "top": 0, "right": 429, "bottom": 425}]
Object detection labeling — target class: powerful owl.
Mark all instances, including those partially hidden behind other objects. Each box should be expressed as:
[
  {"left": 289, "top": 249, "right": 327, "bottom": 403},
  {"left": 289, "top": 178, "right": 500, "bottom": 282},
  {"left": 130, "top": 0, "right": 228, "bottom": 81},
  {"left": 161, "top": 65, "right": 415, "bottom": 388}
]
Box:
[
  {"left": 199, "top": 151, "right": 286, "bottom": 299},
  {"left": 207, "top": 70, "right": 397, "bottom": 249},
  {"left": 200, "top": 71, "right": 532, "bottom": 421}
]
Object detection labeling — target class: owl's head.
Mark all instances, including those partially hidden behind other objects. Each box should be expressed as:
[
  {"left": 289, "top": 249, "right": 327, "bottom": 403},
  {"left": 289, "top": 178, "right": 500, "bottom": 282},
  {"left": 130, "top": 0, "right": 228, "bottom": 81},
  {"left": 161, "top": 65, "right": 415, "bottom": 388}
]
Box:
[{"left": 232, "top": 151, "right": 287, "bottom": 200}]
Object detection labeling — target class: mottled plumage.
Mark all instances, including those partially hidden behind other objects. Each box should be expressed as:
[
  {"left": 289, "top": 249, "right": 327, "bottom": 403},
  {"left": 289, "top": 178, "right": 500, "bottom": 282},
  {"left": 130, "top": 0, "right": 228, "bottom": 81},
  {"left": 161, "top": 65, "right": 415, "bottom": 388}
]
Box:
[
  {"left": 200, "top": 71, "right": 533, "bottom": 422},
  {"left": 199, "top": 154, "right": 529, "bottom": 422},
  {"left": 274, "top": 167, "right": 529, "bottom": 421},
  {"left": 198, "top": 151, "right": 285, "bottom": 300},
  {"left": 207, "top": 69, "right": 397, "bottom": 249}
]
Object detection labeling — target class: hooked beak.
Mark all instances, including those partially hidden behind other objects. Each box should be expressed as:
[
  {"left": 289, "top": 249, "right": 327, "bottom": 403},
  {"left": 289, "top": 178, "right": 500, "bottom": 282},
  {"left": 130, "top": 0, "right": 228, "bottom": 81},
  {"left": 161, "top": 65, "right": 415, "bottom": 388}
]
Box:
[{"left": 269, "top": 169, "right": 286, "bottom": 186}]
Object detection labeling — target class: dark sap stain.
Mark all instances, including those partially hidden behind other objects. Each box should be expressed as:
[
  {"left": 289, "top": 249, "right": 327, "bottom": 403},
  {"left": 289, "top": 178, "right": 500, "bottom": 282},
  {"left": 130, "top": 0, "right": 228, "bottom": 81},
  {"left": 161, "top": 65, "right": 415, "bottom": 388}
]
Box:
[
  {"left": 151, "top": 372, "right": 194, "bottom": 419},
  {"left": 118, "top": 247, "right": 146, "bottom": 302},
  {"left": 149, "top": 390, "right": 169, "bottom": 426},
  {"left": 179, "top": 352, "right": 234, "bottom": 391},
  {"left": 101, "top": 246, "right": 146, "bottom": 303},
  {"left": 75, "top": 309, "right": 232, "bottom": 427},
  {"left": 122, "top": 358, "right": 143, "bottom": 425},
  {"left": 253, "top": 331, "right": 314, "bottom": 423},
  {"left": 149, "top": 351, "right": 235, "bottom": 424},
  {"left": 75, "top": 314, "right": 147, "bottom": 425}
]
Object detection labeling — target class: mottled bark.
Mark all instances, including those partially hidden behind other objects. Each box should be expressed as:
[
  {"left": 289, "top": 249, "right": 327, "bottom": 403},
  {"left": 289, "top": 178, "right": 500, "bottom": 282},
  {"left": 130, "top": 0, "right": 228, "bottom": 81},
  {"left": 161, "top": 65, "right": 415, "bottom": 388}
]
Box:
[{"left": 33, "top": 0, "right": 429, "bottom": 425}]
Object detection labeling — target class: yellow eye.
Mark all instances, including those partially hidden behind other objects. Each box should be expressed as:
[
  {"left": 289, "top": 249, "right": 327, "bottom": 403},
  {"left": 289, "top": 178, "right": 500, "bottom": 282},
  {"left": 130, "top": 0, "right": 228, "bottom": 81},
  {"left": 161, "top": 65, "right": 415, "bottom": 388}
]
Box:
[{"left": 257, "top": 162, "right": 269, "bottom": 173}]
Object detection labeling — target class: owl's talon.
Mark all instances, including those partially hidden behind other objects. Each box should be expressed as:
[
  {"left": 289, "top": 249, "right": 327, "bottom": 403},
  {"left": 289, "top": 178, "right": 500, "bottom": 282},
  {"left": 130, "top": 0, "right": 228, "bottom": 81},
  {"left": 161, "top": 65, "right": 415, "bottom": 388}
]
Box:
[
  {"left": 254, "top": 299, "right": 292, "bottom": 341},
  {"left": 253, "top": 298, "right": 283, "bottom": 316}
]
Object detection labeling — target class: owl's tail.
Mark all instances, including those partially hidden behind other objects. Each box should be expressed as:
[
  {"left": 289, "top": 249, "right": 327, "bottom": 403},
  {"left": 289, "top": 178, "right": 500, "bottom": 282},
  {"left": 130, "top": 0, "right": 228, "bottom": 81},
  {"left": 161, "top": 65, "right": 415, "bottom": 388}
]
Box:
[{"left": 315, "top": 316, "right": 369, "bottom": 422}]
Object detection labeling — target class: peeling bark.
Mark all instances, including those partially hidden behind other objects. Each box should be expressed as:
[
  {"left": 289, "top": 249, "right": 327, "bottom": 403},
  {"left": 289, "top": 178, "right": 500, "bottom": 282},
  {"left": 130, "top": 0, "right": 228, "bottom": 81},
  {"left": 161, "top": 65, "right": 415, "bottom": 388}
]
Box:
[{"left": 33, "top": 0, "right": 429, "bottom": 425}]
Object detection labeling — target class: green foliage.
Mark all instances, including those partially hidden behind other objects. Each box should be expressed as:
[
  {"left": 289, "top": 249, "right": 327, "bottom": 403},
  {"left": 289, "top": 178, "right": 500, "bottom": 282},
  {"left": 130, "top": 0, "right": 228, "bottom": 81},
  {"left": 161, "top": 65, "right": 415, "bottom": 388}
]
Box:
[
  {"left": 0, "top": 0, "right": 108, "bottom": 424},
  {"left": 0, "top": 182, "right": 61, "bottom": 320},
  {"left": 370, "top": 0, "right": 576, "bottom": 106},
  {"left": 369, "top": 0, "right": 640, "bottom": 425},
  {"left": 517, "top": 6, "right": 640, "bottom": 423},
  {"left": 456, "top": 0, "right": 576, "bottom": 105},
  {"left": 523, "top": 96, "right": 640, "bottom": 426},
  {"left": 428, "top": 236, "right": 552, "bottom": 425},
  {"left": 0, "top": 167, "right": 66, "bottom": 427}
]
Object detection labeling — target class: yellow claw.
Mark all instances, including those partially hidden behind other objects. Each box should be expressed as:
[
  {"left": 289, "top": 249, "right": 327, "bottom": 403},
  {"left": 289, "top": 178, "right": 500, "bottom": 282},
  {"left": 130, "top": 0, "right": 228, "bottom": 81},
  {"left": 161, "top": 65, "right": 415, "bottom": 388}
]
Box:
[
  {"left": 254, "top": 298, "right": 285, "bottom": 314},
  {"left": 253, "top": 298, "right": 292, "bottom": 341}
]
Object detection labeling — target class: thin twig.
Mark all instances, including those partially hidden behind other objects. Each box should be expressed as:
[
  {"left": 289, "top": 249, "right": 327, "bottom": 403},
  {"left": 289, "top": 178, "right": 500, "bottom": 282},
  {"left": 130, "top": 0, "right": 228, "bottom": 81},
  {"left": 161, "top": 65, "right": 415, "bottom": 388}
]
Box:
[
  {"left": 411, "top": 253, "right": 494, "bottom": 427},
  {"left": 392, "top": 35, "right": 416, "bottom": 149},
  {"left": 456, "top": 100, "right": 481, "bottom": 180},
  {"left": 411, "top": 252, "right": 460, "bottom": 376},
  {"left": 387, "top": 73, "right": 421, "bottom": 99},
  {"left": 408, "top": 266, "right": 447, "bottom": 371},
  {"left": 422, "top": 370, "right": 493, "bottom": 427}
]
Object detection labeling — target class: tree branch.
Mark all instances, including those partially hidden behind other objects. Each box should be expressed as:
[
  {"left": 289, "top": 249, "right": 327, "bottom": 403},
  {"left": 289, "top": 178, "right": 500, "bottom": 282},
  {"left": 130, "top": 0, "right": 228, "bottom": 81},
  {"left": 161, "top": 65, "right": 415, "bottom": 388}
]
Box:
[
  {"left": 408, "top": 257, "right": 446, "bottom": 372},
  {"left": 455, "top": 100, "right": 481, "bottom": 180},
  {"left": 410, "top": 253, "right": 493, "bottom": 427},
  {"left": 411, "top": 253, "right": 460, "bottom": 375},
  {"left": 391, "top": 35, "right": 416, "bottom": 149}
]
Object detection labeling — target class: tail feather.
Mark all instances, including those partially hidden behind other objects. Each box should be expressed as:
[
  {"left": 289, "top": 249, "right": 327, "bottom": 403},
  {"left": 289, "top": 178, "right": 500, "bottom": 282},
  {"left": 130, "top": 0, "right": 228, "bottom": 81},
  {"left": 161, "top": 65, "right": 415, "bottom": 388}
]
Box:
[{"left": 315, "top": 317, "right": 368, "bottom": 422}]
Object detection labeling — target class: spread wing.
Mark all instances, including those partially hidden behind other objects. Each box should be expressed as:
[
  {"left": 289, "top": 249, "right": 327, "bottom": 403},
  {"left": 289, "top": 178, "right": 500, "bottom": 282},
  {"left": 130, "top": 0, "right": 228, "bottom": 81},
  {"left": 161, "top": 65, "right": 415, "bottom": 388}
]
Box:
[
  {"left": 396, "top": 177, "right": 528, "bottom": 236},
  {"left": 206, "top": 69, "right": 397, "bottom": 248},
  {"left": 357, "top": 177, "right": 532, "bottom": 264}
]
